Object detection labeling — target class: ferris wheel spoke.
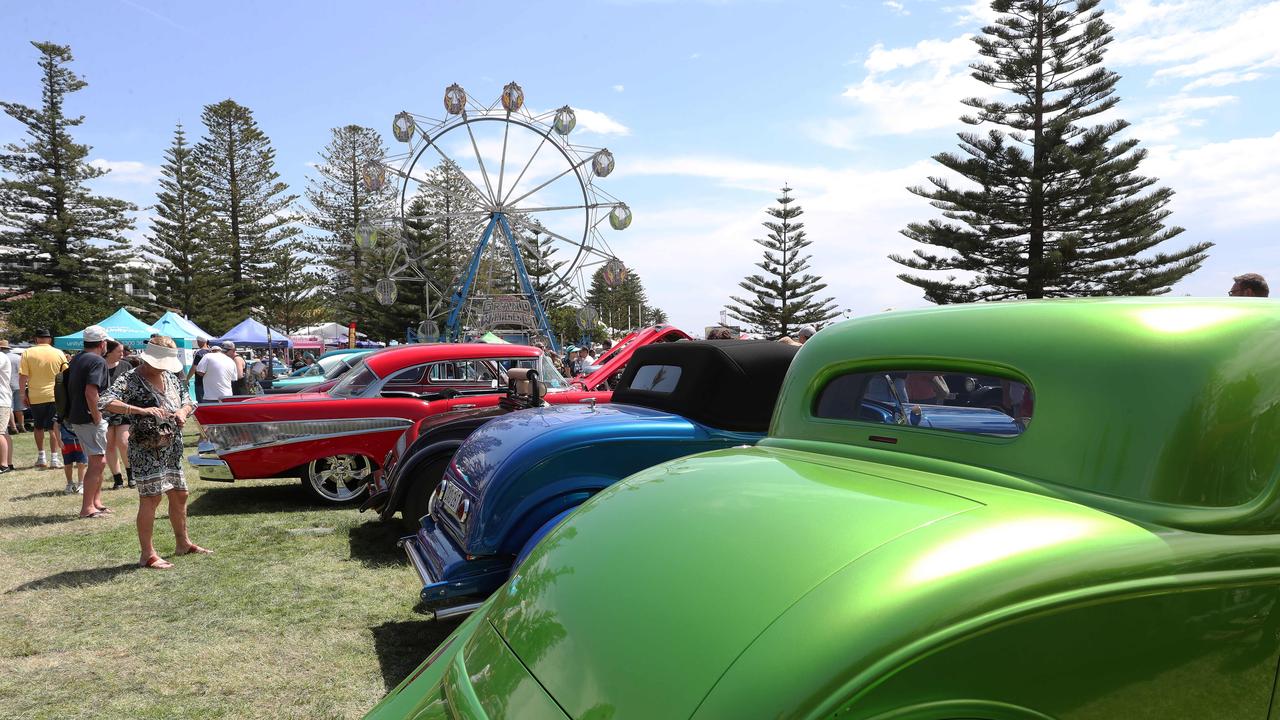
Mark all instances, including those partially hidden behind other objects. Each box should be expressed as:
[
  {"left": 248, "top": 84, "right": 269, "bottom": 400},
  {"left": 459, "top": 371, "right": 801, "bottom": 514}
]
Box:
[
  {"left": 519, "top": 221, "right": 600, "bottom": 255},
  {"left": 427, "top": 142, "right": 494, "bottom": 211},
  {"left": 463, "top": 116, "right": 497, "bottom": 204},
  {"left": 504, "top": 203, "right": 598, "bottom": 215},
  {"left": 499, "top": 132, "right": 551, "bottom": 207},
  {"left": 411, "top": 208, "right": 493, "bottom": 221},
  {"left": 496, "top": 120, "right": 511, "bottom": 203},
  {"left": 503, "top": 156, "right": 590, "bottom": 210}
]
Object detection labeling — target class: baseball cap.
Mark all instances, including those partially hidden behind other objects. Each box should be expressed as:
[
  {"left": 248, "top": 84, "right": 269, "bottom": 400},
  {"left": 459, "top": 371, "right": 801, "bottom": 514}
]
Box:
[
  {"left": 796, "top": 325, "right": 817, "bottom": 339},
  {"left": 34, "top": 328, "right": 52, "bottom": 338},
  {"left": 84, "top": 325, "right": 114, "bottom": 343},
  {"left": 221, "top": 340, "right": 236, "bottom": 351}
]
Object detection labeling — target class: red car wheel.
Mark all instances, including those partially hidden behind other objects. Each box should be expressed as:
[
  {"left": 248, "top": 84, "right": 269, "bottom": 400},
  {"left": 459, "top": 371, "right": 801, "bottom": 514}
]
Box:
[{"left": 303, "top": 454, "right": 373, "bottom": 504}]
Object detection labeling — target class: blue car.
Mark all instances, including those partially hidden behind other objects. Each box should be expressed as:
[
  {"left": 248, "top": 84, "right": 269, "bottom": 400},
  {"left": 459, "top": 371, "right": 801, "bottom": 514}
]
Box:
[{"left": 399, "top": 340, "right": 798, "bottom": 616}]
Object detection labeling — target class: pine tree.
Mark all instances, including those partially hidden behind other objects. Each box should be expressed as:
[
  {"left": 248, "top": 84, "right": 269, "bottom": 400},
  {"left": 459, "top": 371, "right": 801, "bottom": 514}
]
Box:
[
  {"left": 520, "top": 221, "right": 570, "bottom": 312},
  {"left": 587, "top": 262, "right": 655, "bottom": 331},
  {"left": 260, "top": 248, "right": 324, "bottom": 333},
  {"left": 727, "top": 186, "right": 838, "bottom": 339},
  {"left": 303, "top": 125, "right": 396, "bottom": 317},
  {"left": 893, "top": 0, "right": 1210, "bottom": 302},
  {"left": 193, "top": 99, "right": 302, "bottom": 329},
  {"left": 0, "top": 41, "right": 136, "bottom": 299},
  {"left": 149, "top": 122, "right": 219, "bottom": 326}
]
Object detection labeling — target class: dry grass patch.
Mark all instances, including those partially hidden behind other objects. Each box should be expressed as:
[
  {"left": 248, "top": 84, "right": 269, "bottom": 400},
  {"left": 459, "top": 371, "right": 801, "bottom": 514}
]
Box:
[{"left": 0, "top": 430, "right": 460, "bottom": 719}]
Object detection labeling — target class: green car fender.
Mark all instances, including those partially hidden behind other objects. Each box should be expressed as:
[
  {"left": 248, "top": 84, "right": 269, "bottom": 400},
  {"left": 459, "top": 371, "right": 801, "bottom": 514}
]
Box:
[{"left": 692, "top": 452, "right": 1280, "bottom": 718}]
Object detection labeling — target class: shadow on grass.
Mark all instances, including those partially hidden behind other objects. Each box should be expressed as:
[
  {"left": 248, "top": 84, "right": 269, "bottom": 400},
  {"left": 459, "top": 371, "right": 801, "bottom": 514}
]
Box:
[
  {"left": 8, "top": 489, "right": 65, "bottom": 502},
  {"left": 369, "top": 618, "right": 464, "bottom": 691},
  {"left": 349, "top": 521, "right": 406, "bottom": 568},
  {"left": 7, "top": 562, "right": 138, "bottom": 593},
  {"left": 0, "top": 513, "right": 76, "bottom": 528},
  {"left": 187, "top": 482, "right": 332, "bottom": 516}
]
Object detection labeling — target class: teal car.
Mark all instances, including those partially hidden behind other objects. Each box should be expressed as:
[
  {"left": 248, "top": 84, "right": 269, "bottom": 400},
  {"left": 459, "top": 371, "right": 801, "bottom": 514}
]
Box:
[
  {"left": 366, "top": 298, "right": 1280, "bottom": 720},
  {"left": 269, "top": 349, "right": 372, "bottom": 392}
]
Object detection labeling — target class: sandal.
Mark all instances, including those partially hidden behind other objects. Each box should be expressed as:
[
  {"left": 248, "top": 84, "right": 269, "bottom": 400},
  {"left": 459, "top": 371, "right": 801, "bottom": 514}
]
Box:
[
  {"left": 78, "top": 511, "right": 107, "bottom": 519},
  {"left": 175, "top": 544, "right": 213, "bottom": 556},
  {"left": 139, "top": 555, "right": 174, "bottom": 570},
  {"left": 95, "top": 507, "right": 113, "bottom": 514}
]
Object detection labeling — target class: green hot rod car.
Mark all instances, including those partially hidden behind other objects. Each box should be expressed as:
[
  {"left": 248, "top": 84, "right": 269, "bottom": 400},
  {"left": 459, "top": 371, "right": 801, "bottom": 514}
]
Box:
[{"left": 366, "top": 298, "right": 1280, "bottom": 720}]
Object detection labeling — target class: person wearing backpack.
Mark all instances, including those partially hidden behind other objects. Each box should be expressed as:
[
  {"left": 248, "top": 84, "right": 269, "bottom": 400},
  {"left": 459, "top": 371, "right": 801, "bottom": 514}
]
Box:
[{"left": 65, "top": 325, "right": 113, "bottom": 518}]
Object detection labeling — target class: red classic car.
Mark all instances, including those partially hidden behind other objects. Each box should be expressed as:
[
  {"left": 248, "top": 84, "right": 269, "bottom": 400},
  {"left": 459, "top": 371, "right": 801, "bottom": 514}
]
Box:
[
  {"left": 572, "top": 325, "right": 691, "bottom": 391},
  {"left": 189, "top": 343, "right": 609, "bottom": 504}
]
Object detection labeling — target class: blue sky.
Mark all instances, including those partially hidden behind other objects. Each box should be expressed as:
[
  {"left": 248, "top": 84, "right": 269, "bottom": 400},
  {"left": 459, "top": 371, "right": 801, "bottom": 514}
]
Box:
[{"left": 4, "top": 0, "right": 1279, "bottom": 335}]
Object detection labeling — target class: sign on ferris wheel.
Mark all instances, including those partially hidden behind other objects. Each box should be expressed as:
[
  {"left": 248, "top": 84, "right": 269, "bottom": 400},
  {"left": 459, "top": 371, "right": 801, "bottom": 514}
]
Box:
[{"left": 361, "top": 81, "right": 632, "bottom": 352}]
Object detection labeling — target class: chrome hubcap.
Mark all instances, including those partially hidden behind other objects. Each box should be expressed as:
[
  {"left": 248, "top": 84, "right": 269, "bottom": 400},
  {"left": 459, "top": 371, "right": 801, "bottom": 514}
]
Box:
[{"left": 308, "top": 454, "right": 371, "bottom": 502}]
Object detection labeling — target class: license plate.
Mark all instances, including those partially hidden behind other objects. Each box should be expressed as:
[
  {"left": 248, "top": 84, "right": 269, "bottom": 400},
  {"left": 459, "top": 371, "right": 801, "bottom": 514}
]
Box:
[{"left": 441, "top": 482, "right": 466, "bottom": 520}]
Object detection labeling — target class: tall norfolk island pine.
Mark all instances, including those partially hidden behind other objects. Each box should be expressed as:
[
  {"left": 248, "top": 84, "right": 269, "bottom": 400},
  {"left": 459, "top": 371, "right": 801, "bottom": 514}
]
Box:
[
  {"left": 894, "top": 0, "right": 1210, "bottom": 302},
  {"left": 149, "top": 123, "right": 218, "bottom": 325},
  {"left": 728, "top": 186, "right": 838, "bottom": 339},
  {"left": 0, "top": 41, "right": 135, "bottom": 299},
  {"left": 194, "top": 99, "right": 304, "bottom": 329}
]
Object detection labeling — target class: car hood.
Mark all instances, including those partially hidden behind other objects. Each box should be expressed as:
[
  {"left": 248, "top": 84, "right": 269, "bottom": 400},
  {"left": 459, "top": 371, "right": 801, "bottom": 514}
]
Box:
[{"left": 485, "top": 447, "right": 982, "bottom": 719}]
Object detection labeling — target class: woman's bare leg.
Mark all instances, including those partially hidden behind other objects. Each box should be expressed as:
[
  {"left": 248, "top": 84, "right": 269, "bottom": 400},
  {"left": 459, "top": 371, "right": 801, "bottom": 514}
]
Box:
[{"left": 137, "top": 494, "right": 170, "bottom": 567}]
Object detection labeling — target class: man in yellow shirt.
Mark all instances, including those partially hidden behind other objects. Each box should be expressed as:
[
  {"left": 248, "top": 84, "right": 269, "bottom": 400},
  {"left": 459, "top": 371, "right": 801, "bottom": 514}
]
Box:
[{"left": 18, "top": 329, "right": 67, "bottom": 468}]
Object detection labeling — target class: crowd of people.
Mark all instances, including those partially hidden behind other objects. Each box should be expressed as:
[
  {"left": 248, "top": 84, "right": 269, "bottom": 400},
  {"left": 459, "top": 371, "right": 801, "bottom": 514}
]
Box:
[{"left": 0, "top": 327, "right": 210, "bottom": 570}]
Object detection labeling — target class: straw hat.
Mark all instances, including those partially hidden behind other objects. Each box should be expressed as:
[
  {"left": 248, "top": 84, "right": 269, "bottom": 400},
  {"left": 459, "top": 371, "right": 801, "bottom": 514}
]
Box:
[{"left": 138, "top": 341, "right": 183, "bottom": 373}]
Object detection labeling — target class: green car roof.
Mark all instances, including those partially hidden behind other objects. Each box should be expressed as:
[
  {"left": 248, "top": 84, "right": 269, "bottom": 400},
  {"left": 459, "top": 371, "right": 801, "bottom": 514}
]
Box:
[{"left": 769, "top": 298, "right": 1280, "bottom": 532}]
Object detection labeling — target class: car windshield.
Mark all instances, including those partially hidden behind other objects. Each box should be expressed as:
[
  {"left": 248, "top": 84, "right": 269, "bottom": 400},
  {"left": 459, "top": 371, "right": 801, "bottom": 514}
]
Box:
[
  {"left": 492, "top": 355, "right": 569, "bottom": 389},
  {"left": 323, "top": 353, "right": 365, "bottom": 380},
  {"left": 328, "top": 361, "right": 378, "bottom": 398}
]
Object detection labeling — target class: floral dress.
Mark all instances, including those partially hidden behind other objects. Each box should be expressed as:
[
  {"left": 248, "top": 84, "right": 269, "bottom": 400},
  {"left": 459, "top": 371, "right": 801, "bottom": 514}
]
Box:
[{"left": 101, "top": 369, "right": 190, "bottom": 496}]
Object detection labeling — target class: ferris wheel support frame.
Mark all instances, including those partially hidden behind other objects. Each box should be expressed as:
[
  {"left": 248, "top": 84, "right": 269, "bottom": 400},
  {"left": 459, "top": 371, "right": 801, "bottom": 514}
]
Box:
[{"left": 444, "top": 212, "right": 559, "bottom": 352}]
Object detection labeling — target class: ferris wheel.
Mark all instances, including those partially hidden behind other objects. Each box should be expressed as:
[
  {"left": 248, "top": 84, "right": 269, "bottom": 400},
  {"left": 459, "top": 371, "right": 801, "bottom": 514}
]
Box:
[{"left": 366, "top": 82, "right": 632, "bottom": 350}]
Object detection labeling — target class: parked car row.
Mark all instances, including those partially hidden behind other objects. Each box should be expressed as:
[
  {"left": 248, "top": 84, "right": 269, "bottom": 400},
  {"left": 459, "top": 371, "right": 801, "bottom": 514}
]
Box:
[
  {"left": 196, "top": 300, "right": 1280, "bottom": 719},
  {"left": 359, "top": 298, "right": 1280, "bottom": 720}
]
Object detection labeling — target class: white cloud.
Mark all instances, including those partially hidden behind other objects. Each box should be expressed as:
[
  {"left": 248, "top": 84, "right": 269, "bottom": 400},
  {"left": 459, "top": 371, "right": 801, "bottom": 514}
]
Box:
[
  {"left": 820, "top": 35, "right": 991, "bottom": 141},
  {"left": 89, "top": 158, "right": 161, "bottom": 184},
  {"left": 1144, "top": 131, "right": 1280, "bottom": 230},
  {"left": 612, "top": 84, "right": 625, "bottom": 93},
  {"left": 571, "top": 107, "right": 631, "bottom": 136},
  {"left": 1182, "top": 71, "right": 1264, "bottom": 91},
  {"left": 1128, "top": 93, "right": 1238, "bottom": 141},
  {"left": 883, "top": 0, "right": 909, "bottom": 15},
  {"left": 1109, "top": 1, "right": 1280, "bottom": 84}
]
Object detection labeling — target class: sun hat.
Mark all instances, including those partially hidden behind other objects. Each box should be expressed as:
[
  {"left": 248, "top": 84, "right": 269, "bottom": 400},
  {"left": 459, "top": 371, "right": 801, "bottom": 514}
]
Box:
[
  {"left": 138, "top": 341, "right": 183, "bottom": 373},
  {"left": 34, "top": 328, "right": 52, "bottom": 338},
  {"left": 84, "top": 325, "right": 114, "bottom": 343},
  {"left": 0, "top": 339, "right": 9, "bottom": 350}
]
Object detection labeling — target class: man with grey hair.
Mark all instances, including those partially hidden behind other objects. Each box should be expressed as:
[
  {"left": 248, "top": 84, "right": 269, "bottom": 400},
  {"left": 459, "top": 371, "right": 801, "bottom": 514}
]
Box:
[{"left": 1229, "top": 273, "right": 1270, "bottom": 297}]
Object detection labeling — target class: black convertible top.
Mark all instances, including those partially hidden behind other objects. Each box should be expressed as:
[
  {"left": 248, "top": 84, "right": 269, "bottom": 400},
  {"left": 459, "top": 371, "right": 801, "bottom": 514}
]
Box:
[{"left": 612, "top": 340, "right": 798, "bottom": 432}]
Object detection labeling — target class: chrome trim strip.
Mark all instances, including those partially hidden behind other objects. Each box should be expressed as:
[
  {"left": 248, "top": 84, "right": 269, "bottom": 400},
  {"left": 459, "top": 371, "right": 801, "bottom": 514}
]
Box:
[
  {"left": 207, "top": 417, "right": 414, "bottom": 456},
  {"left": 424, "top": 602, "right": 483, "bottom": 622},
  {"left": 398, "top": 536, "right": 438, "bottom": 586},
  {"left": 187, "top": 453, "right": 235, "bottom": 481}
]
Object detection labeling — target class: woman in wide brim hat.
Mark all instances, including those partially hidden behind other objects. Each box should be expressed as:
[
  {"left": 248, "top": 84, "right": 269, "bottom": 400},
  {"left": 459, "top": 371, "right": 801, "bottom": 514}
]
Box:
[{"left": 101, "top": 336, "right": 211, "bottom": 569}]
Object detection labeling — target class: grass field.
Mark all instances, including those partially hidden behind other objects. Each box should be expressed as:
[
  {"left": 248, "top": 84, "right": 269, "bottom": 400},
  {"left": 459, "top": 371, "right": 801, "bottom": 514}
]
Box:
[{"left": 0, "top": 428, "right": 461, "bottom": 719}]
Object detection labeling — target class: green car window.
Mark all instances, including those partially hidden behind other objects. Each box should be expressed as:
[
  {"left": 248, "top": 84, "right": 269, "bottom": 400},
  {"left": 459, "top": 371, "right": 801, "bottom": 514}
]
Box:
[{"left": 814, "top": 369, "right": 1032, "bottom": 437}]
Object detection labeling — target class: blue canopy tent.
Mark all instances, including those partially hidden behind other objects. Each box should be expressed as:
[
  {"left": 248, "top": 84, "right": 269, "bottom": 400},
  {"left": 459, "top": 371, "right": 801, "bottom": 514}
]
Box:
[
  {"left": 54, "top": 307, "right": 164, "bottom": 351},
  {"left": 215, "top": 317, "right": 293, "bottom": 349},
  {"left": 153, "top": 310, "right": 214, "bottom": 343}
]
